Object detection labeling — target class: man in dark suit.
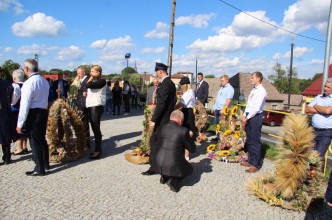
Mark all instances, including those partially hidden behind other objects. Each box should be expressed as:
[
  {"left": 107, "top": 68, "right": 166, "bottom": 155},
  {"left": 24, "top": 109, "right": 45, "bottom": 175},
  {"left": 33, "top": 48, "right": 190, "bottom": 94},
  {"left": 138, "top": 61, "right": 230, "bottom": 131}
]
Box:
[
  {"left": 0, "top": 68, "right": 18, "bottom": 164},
  {"left": 141, "top": 62, "right": 177, "bottom": 176},
  {"left": 51, "top": 72, "right": 70, "bottom": 99},
  {"left": 76, "top": 66, "right": 90, "bottom": 149},
  {"left": 151, "top": 110, "right": 196, "bottom": 192},
  {"left": 196, "top": 72, "right": 209, "bottom": 106}
]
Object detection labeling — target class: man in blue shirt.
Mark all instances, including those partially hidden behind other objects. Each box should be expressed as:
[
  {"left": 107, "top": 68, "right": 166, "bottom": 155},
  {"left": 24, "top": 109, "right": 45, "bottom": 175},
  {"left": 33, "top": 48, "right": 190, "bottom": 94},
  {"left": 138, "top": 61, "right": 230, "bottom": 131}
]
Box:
[
  {"left": 212, "top": 75, "right": 234, "bottom": 140},
  {"left": 305, "top": 78, "right": 332, "bottom": 158}
]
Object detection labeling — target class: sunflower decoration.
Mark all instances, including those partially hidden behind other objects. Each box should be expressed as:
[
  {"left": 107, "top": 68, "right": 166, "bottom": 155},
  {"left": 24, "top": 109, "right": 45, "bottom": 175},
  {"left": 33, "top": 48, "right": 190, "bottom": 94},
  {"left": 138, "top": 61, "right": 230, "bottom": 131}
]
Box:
[
  {"left": 220, "top": 150, "right": 231, "bottom": 156},
  {"left": 207, "top": 144, "right": 217, "bottom": 152},
  {"left": 231, "top": 106, "right": 238, "bottom": 115},
  {"left": 223, "top": 106, "right": 229, "bottom": 115},
  {"left": 210, "top": 104, "right": 246, "bottom": 162},
  {"left": 223, "top": 129, "right": 232, "bottom": 136}
]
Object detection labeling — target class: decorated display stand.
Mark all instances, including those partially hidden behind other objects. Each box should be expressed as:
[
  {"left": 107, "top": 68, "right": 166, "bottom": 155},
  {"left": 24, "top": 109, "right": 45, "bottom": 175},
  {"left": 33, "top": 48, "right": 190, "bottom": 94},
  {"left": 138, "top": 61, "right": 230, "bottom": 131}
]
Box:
[
  {"left": 206, "top": 105, "right": 247, "bottom": 163},
  {"left": 47, "top": 98, "right": 87, "bottom": 163},
  {"left": 194, "top": 101, "right": 208, "bottom": 144},
  {"left": 247, "top": 113, "right": 324, "bottom": 211},
  {"left": 125, "top": 104, "right": 154, "bottom": 164}
]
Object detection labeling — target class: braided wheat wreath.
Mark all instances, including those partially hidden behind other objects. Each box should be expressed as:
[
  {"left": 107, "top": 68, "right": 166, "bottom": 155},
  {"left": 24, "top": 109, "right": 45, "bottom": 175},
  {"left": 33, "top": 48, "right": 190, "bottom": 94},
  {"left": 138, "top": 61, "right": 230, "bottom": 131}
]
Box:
[{"left": 47, "top": 99, "right": 87, "bottom": 163}]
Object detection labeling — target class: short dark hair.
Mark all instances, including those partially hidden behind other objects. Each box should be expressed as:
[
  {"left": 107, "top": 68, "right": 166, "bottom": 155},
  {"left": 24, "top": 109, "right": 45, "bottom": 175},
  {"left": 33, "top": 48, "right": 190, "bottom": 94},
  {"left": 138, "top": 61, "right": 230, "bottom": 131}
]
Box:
[
  {"left": 197, "top": 72, "right": 203, "bottom": 77},
  {"left": 252, "top": 71, "right": 263, "bottom": 82}
]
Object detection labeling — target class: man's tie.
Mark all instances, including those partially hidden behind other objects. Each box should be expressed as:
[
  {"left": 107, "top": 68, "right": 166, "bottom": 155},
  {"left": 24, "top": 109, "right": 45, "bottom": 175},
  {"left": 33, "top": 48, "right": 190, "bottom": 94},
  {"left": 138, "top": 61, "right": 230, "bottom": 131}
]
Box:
[{"left": 197, "top": 82, "right": 201, "bottom": 90}]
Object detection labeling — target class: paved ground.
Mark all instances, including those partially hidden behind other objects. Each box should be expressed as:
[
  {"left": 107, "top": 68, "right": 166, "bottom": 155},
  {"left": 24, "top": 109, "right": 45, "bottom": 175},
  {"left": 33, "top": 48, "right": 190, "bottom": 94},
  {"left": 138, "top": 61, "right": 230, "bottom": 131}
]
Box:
[{"left": 1, "top": 108, "right": 332, "bottom": 220}]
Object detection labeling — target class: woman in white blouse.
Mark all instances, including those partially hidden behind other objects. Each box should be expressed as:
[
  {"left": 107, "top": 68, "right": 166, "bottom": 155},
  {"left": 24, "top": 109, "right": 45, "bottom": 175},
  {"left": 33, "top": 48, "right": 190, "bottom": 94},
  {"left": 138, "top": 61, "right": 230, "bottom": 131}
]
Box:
[
  {"left": 174, "top": 77, "right": 197, "bottom": 161},
  {"left": 85, "top": 65, "right": 106, "bottom": 159}
]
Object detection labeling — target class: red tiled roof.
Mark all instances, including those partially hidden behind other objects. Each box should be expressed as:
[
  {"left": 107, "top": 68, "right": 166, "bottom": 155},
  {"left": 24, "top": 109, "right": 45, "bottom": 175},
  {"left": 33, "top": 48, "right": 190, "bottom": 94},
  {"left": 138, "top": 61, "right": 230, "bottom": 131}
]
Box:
[{"left": 301, "top": 64, "right": 332, "bottom": 96}]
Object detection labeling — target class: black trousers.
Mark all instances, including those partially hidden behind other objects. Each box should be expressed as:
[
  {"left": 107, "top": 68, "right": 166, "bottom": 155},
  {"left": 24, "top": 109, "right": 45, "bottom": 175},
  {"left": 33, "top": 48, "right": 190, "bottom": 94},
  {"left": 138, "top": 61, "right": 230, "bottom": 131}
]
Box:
[
  {"left": 26, "top": 108, "right": 49, "bottom": 173},
  {"left": 82, "top": 107, "right": 90, "bottom": 148},
  {"left": 245, "top": 114, "right": 263, "bottom": 169},
  {"left": 112, "top": 100, "right": 121, "bottom": 114},
  {"left": 88, "top": 105, "right": 104, "bottom": 152},
  {"left": 123, "top": 94, "right": 130, "bottom": 113}
]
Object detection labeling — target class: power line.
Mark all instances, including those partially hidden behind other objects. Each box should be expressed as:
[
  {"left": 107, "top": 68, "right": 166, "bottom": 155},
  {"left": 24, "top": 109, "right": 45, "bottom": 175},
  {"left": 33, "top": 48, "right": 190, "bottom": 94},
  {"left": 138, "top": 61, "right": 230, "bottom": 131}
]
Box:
[{"left": 218, "top": 0, "right": 326, "bottom": 43}]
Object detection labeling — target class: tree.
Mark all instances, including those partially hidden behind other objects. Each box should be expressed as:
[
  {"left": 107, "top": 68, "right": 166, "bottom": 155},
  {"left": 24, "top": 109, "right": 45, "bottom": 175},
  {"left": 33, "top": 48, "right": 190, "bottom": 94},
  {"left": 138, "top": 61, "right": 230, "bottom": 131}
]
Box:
[
  {"left": 205, "top": 74, "right": 215, "bottom": 78},
  {"left": 268, "top": 63, "right": 299, "bottom": 94},
  {"left": 1, "top": 60, "right": 20, "bottom": 80},
  {"left": 121, "top": 67, "right": 136, "bottom": 80}
]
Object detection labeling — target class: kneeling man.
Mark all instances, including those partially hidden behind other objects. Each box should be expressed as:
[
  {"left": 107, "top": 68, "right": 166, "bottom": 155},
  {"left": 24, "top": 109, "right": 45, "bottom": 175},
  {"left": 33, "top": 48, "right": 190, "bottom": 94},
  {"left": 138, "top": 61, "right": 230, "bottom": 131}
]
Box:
[{"left": 151, "top": 110, "right": 196, "bottom": 192}]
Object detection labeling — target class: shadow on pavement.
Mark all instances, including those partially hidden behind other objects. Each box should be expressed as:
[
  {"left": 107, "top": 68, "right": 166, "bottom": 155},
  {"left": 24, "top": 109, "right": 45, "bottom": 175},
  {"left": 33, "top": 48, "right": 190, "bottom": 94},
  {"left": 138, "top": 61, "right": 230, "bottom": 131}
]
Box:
[{"left": 181, "top": 158, "right": 213, "bottom": 187}]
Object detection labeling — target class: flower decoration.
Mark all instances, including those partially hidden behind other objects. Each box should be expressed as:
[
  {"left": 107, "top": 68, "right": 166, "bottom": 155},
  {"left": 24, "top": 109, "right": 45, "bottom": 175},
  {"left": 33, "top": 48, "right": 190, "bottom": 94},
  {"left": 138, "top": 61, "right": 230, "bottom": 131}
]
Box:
[
  {"left": 231, "top": 106, "right": 238, "bottom": 115},
  {"left": 216, "top": 124, "right": 221, "bottom": 133},
  {"left": 220, "top": 150, "right": 231, "bottom": 156},
  {"left": 223, "top": 106, "right": 229, "bottom": 115},
  {"left": 235, "top": 131, "right": 241, "bottom": 139},
  {"left": 223, "top": 129, "right": 232, "bottom": 136},
  {"left": 207, "top": 144, "right": 216, "bottom": 152}
]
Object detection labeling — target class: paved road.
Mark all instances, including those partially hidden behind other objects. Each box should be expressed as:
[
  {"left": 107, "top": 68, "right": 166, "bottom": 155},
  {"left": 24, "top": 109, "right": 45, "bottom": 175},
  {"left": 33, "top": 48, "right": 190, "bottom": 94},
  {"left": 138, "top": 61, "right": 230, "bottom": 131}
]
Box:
[{"left": 1, "top": 109, "right": 332, "bottom": 219}]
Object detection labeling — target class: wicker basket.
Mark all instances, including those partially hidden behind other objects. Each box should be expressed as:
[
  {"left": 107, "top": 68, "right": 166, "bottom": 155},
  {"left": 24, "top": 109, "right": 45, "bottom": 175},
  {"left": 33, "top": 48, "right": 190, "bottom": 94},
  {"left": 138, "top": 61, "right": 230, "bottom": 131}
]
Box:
[{"left": 125, "top": 153, "right": 150, "bottom": 165}]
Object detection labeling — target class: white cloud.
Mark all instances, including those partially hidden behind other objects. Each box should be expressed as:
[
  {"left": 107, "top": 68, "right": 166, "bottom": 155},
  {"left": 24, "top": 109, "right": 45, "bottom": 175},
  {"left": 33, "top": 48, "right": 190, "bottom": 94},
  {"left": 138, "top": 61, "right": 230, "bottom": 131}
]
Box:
[
  {"left": 90, "top": 39, "right": 107, "bottom": 49},
  {"left": 175, "top": 13, "right": 216, "bottom": 28},
  {"left": 283, "top": 46, "right": 312, "bottom": 58},
  {"left": 215, "top": 57, "right": 240, "bottom": 68},
  {"left": 232, "top": 11, "right": 278, "bottom": 36},
  {"left": 4, "top": 47, "right": 13, "bottom": 52},
  {"left": 0, "top": 0, "right": 25, "bottom": 15},
  {"left": 17, "top": 44, "right": 58, "bottom": 56},
  {"left": 187, "top": 11, "right": 278, "bottom": 54},
  {"left": 282, "top": 0, "right": 330, "bottom": 33},
  {"left": 144, "top": 22, "right": 168, "bottom": 38},
  {"left": 12, "top": 12, "right": 66, "bottom": 37},
  {"left": 91, "top": 36, "right": 134, "bottom": 61},
  {"left": 272, "top": 53, "right": 281, "bottom": 60},
  {"left": 141, "top": 47, "right": 164, "bottom": 54},
  {"left": 56, "top": 46, "right": 85, "bottom": 61},
  {"left": 309, "top": 59, "right": 324, "bottom": 65}
]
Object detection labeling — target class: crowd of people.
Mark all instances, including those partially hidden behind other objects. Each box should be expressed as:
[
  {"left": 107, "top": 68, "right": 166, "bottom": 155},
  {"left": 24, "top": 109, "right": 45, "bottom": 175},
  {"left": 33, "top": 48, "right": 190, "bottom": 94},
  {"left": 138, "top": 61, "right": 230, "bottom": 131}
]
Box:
[{"left": 0, "top": 60, "right": 332, "bottom": 205}]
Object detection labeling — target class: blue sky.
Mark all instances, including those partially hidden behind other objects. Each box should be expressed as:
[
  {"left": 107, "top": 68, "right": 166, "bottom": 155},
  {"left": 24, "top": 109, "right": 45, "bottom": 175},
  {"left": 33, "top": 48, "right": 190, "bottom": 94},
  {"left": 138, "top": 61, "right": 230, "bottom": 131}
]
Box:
[{"left": 0, "top": 0, "right": 330, "bottom": 79}]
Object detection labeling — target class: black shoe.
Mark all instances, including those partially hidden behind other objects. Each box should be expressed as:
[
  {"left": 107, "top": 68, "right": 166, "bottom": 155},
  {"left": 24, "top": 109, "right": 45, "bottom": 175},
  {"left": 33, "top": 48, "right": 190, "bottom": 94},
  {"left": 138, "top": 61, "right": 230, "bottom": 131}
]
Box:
[
  {"left": 25, "top": 171, "right": 46, "bottom": 176},
  {"left": 141, "top": 170, "right": 156, "bottom": 176},
  {"left": 167, "top": 179, "right": 180, "bottom": 192},
  {"left": 3, "top": 160, "right": 11, "bottom": 165},
  {"left": 89, "top": 152, "right": 101, "bottom": 160},
  {"left": 160, "top": 176, "right": 169, "bottom": 184},
  {"left": 45, "top": 165, "right": 50, "bottom": 170}
]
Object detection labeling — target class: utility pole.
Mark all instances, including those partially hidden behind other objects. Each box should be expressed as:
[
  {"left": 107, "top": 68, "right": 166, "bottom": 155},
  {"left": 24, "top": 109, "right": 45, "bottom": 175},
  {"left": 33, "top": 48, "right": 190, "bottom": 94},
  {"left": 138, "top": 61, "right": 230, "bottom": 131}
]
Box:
[
  {"left": 322, "top": 1, "right": 332, "bottom": 92},
  {"left": 167, "top": 0, "right": 176, "bottom": 77},
  {"left": 288, "top": 37, "right": 294, "bottom": 110}
]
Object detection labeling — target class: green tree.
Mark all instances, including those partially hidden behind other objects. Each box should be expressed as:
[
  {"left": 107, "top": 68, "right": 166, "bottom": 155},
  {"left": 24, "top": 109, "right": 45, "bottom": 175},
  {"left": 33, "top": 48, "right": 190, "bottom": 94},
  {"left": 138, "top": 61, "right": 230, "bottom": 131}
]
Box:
[
  {"left": 205, "top": 74, "right": 215, "bottom": 78},
  {"left": 121, "top": 67, "right": 136, "bottom": 80},
  {"left": 268, "top": 63, "right": 299, "bottom": 94},
  {"left": 1, "top": 60, "right": 20, "bottom": 80}
]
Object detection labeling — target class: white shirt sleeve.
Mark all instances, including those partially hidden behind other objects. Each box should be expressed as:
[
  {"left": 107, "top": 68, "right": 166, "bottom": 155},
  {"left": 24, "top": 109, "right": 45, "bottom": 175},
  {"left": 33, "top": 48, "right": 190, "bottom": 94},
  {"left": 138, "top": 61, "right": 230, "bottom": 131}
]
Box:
[{"left": 11, "top": 83, "right": 21, "bottom": 105}]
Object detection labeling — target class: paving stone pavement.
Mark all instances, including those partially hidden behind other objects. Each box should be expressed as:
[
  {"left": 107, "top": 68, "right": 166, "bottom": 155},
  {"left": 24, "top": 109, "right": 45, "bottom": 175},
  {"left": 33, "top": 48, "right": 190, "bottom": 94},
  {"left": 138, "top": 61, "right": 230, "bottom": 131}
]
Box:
[{"left": 1, "top": 109, "right": 332, "bottom": 220}]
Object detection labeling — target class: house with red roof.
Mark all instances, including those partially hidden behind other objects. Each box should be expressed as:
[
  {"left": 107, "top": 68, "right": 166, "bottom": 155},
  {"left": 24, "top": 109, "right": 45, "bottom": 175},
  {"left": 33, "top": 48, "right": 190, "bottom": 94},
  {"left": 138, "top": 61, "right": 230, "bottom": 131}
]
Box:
[{"left": 302, "top": 64, "right": 332, "bottom": 103}]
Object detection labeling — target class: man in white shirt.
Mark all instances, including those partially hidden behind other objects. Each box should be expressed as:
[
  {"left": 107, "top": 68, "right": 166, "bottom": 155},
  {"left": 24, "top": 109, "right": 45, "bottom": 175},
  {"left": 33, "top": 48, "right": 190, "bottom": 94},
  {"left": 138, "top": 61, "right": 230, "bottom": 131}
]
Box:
[
  {"left": 16, "top": 59, "right": 50, "bottom": 176},
  {"left": 240, "top": 72, "right": 267, "bottom": 173}
]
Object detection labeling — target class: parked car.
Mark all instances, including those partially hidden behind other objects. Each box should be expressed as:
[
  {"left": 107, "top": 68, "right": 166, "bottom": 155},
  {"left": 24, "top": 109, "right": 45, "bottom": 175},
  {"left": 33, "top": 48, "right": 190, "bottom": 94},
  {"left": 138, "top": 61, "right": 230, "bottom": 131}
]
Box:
[{"left": 263, "top": 110, "right": 289, "bottom": 126}]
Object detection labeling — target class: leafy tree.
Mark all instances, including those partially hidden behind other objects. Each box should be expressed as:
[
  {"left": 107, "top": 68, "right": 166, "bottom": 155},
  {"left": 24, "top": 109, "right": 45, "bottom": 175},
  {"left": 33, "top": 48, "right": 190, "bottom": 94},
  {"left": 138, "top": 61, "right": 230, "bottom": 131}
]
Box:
[
  {"left": 121, "top": 67, "right": 136, "bottom": 80},
  {"left": 129, "top": 74, "right": 142, "bottom": 86},
  {"left": 205, "top": 74, "right": 215, "bottom": 78},
  {"left": 1, "top": 60, "right": 20, "bottom": 80},
  {"left": 268, "top": 63, "right": 299, "bottom": 94}
]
